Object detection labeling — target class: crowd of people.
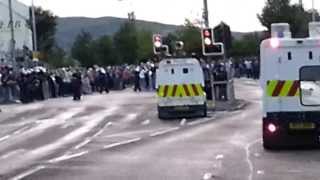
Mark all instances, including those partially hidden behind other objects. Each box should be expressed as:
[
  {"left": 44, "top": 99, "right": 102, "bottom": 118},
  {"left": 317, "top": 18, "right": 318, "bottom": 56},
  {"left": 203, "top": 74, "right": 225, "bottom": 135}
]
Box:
[
  {"left": 0, "top": 58, "right": 259, "bottom": 105},
  {"left": 0, "top": 62, "right": 158, "bottom": 104}
]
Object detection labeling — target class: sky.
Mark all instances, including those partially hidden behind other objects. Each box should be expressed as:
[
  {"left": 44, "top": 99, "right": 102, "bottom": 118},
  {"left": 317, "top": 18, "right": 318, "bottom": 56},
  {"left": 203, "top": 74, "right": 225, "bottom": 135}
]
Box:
[{"left": 18, "top": 0, "right": 319, "bottom": 32}]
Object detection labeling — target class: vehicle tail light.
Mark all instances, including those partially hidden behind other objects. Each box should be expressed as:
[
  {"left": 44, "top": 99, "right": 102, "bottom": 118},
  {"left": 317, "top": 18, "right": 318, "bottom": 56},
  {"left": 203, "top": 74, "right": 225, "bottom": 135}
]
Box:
[
  {"left": 270, "top": 38, "right": 280, "bottom": 49},
  {"left": 267, "top": 123, "right": 277, "bottom": 133}
]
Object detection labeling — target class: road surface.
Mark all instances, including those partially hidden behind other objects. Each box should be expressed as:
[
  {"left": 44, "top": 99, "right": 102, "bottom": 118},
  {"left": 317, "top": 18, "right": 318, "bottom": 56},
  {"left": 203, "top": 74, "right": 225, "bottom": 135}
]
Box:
[{"left": 0, "top": 79, "right": 319, "bottom": 180}]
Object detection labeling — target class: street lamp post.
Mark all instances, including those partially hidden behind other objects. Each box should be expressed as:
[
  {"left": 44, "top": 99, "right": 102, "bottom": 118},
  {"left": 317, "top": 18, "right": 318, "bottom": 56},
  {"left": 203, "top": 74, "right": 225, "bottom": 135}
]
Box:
[
  {"left": 8, "top": 0, "right": 16, "bottom": 67},
  {"left": 31, "top": 0, "right": 37, "bottom": 52},
  {"left": 312, "top": 0, "right": 316, "bottom": 22},
  {"left": 203, "top": 0, "right": 209, "bottom": 28}
]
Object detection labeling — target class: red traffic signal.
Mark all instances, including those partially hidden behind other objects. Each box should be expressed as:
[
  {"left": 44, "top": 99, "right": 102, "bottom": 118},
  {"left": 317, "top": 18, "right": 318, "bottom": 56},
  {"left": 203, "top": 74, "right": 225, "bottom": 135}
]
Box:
[
  {"left": 201, "top": 28, "right": 224, "bottom": 56},
  {"left": 204, "top": 30, "right": 211, "bottom": 37},
  {"left": 153, "top": 34, "right": 162, "bottom": 48}
]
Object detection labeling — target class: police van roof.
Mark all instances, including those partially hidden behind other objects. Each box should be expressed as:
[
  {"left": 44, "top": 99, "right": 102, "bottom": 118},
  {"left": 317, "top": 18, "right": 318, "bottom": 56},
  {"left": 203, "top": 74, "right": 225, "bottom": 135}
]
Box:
[{"left": 261, "top": 37, "right": 320, "bottom": 49}]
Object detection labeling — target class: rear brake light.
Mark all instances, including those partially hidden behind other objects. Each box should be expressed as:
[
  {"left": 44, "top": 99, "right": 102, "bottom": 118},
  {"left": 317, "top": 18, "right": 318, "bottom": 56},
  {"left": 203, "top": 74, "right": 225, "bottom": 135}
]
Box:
[
  {"left": 270, "top": 38, "right": 280, "bottom": 49},
  {"left": 267, "top": 123, "right": 277, "bottom": 133}
]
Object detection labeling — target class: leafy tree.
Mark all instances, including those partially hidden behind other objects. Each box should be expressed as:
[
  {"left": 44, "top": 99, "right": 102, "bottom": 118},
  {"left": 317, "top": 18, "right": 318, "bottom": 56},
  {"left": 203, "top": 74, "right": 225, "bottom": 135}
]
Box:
[
  {"left": 258, "top": 0, "right": 320, "bottom": 38},
  {"left": 93, "top": 35, "right": 118, "bottom": 65},
  {"left": 113, "top": 22, "right": 139, "bottom": 64},
  {"left": 174, "top": 19, "right": 202, "bottom": 56},
  {"left": 162, "top": 33, "right": 179, "bottom": 54},
  {"left": 33, "top": 7, "right": 57, "bottom": 56},
  {"left": 47, "top": 46, "right": 75, "bottom": 67},
  {"left": 71, "top": 31, "right": 94, "bottom": 67},
  {"left": 137, "top": 30, "right": 153, "bottom": 62},
  {"left": 230, "top": 32, "right": 267, "bottom": 57}
]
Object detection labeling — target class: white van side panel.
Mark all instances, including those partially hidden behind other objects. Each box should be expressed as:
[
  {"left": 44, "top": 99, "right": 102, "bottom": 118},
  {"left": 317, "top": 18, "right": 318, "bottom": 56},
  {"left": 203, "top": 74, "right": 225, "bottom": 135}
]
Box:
[{"left": 261, "top": 39, "right": 320, "bottom": 116}]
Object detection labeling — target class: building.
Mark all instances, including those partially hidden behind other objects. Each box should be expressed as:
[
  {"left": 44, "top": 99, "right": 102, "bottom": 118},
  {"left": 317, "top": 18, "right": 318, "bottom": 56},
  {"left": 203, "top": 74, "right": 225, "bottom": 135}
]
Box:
[{"left": 0, "top": 0, "right": 33, "bottom": 63}]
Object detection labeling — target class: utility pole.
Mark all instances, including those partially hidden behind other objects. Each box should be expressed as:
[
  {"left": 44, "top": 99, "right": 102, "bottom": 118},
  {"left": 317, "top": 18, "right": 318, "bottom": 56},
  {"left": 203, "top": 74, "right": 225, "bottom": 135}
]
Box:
[
  {"left": 31, "top": 0, "right": 37, "bottom": 52},
  {"left": 203, "top": 0, "right": 209, "bottom": 28},
  {"left": 312, "top": 0, "right": 316, "bottom": 22},
  {"left": 299, "top": 0, "right": 303, "bottom": 6},
  {"left": 8, "top": 0, "right": 16, "bottom": 67}
]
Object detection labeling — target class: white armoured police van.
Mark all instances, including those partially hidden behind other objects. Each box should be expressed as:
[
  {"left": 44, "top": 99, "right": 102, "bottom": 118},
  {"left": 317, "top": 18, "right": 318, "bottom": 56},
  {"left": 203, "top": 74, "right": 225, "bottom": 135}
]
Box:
[
  {"left": 156, "top": 58, "right": 207, "bottom": 119},
  {"left": 261, "top": 22, "right": 320, "bottom": 149}
]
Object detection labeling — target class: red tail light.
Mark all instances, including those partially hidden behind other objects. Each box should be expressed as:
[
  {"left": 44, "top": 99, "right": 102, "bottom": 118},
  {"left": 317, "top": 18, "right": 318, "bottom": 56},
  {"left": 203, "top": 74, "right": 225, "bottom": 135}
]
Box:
[{"left": 267, "top": 123, "right": 277, "bottom": 133}]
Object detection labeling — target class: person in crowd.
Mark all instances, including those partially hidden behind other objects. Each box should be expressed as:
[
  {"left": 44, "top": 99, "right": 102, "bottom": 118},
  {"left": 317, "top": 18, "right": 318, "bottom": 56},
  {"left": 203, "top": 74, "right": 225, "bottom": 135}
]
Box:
[
  {"left": 134, "top": 66, "right": 141, "bottom": 92},
  {"left": 71, "top": 71, "right": 82, "bottom": 101},
  {"left": 244, "top": 60, "right": 253, "bottom": 78},
  {"left": 82, "top": 73, "right": 93, "bottom": 95},
  {"left": 252, "top": 59, "right": 260, "bottom": 80},
  {"left": 97, "top": 68, "right": 109, "bottom": 94},
  {"left": 1, "top": 66, "right": 17, "bottom": 103}
]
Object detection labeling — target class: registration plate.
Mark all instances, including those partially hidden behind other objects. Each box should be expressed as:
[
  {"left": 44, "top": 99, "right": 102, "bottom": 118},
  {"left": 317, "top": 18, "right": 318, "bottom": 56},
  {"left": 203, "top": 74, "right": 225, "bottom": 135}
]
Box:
[
  {"left": 174, "top": 106, "right": 190, "bottom": 111},
  {"left": 289, "top": 122, "right": 316, "bottom": 130}
]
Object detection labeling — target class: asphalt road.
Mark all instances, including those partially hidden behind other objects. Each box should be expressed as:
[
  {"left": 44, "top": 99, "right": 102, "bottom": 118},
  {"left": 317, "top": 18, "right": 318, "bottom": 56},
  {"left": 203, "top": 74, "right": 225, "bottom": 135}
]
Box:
[{"left": 0, "top": 79, "right": 319, "bottom": 180}]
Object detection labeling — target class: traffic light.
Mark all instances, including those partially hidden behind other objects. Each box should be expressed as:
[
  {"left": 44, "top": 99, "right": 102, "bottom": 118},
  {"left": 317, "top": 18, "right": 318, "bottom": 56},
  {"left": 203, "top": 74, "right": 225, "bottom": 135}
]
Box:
[
  {"left": 201, "top": 28, "right": 224, "bottom": 56},
  {"left": 153, "top": 34, "right": 163, "bottom": 55}
]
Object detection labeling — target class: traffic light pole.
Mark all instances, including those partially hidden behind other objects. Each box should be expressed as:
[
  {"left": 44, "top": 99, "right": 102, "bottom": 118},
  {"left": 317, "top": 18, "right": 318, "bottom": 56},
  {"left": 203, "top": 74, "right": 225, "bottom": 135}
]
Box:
[{"left": 203, "top": 0, "right": 209, "bottom": 28}]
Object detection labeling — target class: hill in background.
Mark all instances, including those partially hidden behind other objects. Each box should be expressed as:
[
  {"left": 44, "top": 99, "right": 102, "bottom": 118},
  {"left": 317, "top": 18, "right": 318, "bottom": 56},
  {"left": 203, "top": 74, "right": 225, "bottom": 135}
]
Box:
[{"left": 55, "top": 16, "right": 250, "bottom": 51}]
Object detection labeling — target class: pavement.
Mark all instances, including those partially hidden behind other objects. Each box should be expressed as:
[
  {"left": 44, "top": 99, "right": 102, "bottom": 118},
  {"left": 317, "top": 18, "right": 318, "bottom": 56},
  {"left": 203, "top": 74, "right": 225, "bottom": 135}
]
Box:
[{"left": 0, "top": 78, "right": 319, "bottom": 180}]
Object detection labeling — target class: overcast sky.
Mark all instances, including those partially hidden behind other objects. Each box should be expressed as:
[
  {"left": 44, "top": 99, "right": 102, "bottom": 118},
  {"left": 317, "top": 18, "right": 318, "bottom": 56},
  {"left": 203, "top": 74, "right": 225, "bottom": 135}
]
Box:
[{"left": 18, "top": 0, "right": 318, "bottom": 32}]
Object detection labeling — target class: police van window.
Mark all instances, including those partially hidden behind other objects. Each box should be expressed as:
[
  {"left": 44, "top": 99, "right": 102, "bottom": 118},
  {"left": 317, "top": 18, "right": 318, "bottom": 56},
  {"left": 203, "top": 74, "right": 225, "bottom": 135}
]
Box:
[
  {"left": 171, "top": 69, "right": 175, "bottom": 74},
  {"left": 300, "top": 66, "right": 320, "bottom": 106},
  {"left": 183, "top": 68, "right": 189, "bottom": 74},
  {"left": 287, "top": 52, "right": 292, "bottom": 60},
  {"left": 309, "top": 51, "right": 313, "bottom": 60}
]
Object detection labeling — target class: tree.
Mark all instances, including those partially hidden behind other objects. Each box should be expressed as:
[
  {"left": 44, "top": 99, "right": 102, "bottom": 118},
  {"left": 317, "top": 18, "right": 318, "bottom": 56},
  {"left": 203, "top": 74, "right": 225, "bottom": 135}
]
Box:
[
  {"left": 93, "top": 35, "right": 118, "bottom": 65},
  {"left": 137, "top": 30, "right": 153, "bottom": 62},
  {"left": 113, "top": 22, "right": 139, "bottom": 64},
  {"left": 230, "top": 32, "right": 268, "bottom": 57},
  {"left": 258, "top": 0, "right": 320, "bottom": 38},
  {"left": 33, "top": 7, "right": 57, "bottom": 56},
  {"left": 47, "top": 46, "right": 75, "bottom": 67},
  {"left": 71, "top": 31, "right": 95, "bottom": 67},
  {"left": 174, "top": 19, "right": 202, "bottom": 56}
]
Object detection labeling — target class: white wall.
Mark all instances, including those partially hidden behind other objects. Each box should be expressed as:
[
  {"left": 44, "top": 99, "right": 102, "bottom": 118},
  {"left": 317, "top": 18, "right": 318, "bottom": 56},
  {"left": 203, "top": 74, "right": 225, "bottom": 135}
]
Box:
[{"left": 0, "top": 0, "right": 33, "bottom": 60}]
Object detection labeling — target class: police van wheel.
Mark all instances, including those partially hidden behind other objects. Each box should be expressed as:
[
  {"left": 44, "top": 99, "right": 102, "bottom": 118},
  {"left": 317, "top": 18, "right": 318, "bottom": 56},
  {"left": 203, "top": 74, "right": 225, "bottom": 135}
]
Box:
[
  {"left": 263, "top": 138, "right": 277, "bottom": 150},
  {"left": 202, "top": 104, "right": 207, "bottom": 117},
  {"left": 203, "top": 107, "right": 207, "bottom": 117}
]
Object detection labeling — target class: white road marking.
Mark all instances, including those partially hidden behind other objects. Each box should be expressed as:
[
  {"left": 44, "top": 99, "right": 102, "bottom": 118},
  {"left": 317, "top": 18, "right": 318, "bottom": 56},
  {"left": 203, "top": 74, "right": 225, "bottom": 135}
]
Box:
[
  {"left": 0, "top": 107, "right": 118, "bottom": 175},
  {"left": 103, "top": 138, "right": 142, "bottom": 149},
  {"left": 48, "top": 150, "right": 89, "bottom": 163},
  {"left": 215, "top": 154, "right": 224, "bottom": 160},
  {"left": 141, "top": 119, "right": 150, "bottom": 125},
  {"left": 203, "top": 173, "right": 214, "bottom": 180},
  {"left": 13, "top": 126, "right": 30, "bottom": 135},
  {"left": 257, "top": 170, "right": 265, "bottom": 175},
  {"left": 149, "top": 127, "right": 180, "bottom": 137},
  {"left": 246, "top": 139, "right": 262, "bottom": 180},
  {"left": 106, "top": 121, "right": 113, "bottom": 127},
  {"left": 74, "top": 138, "right": 92, "bottom": 150},
  {"left": 122, "top": 113, "right": 138, "bottom": 123},
  {"left": 93, "top": 129, "right": 104, "bottom": 138},
  {"left": 180, "top": 118, "right": 187, "bottom": 126},
  {"left": 254, "top": 153, "right": 260, "bottom": 157},
  {"left": 187, "top": 118, "right": 212, "bottom": 126},
  {"left": 103, "top": 129, "right": 154, "bottom": 138},
  {"left": 0, "top": 135, "right": 10, "bottom": 142},
  {"left": 10, "top": 165, "right": 45, "bottom": 180},
  {"left": 1, "top": 149, "right": 26, "bottom": 159}
]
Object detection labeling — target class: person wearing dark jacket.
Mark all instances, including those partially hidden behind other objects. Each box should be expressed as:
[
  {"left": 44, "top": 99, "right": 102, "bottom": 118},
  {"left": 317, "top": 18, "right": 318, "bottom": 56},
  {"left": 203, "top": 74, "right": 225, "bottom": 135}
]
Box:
[
  {"left": 97, "top": 69, "right": 109, "bottom": 94},
  {"left": 71, "top": 72, "right": 82, "bottom": 101}
]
